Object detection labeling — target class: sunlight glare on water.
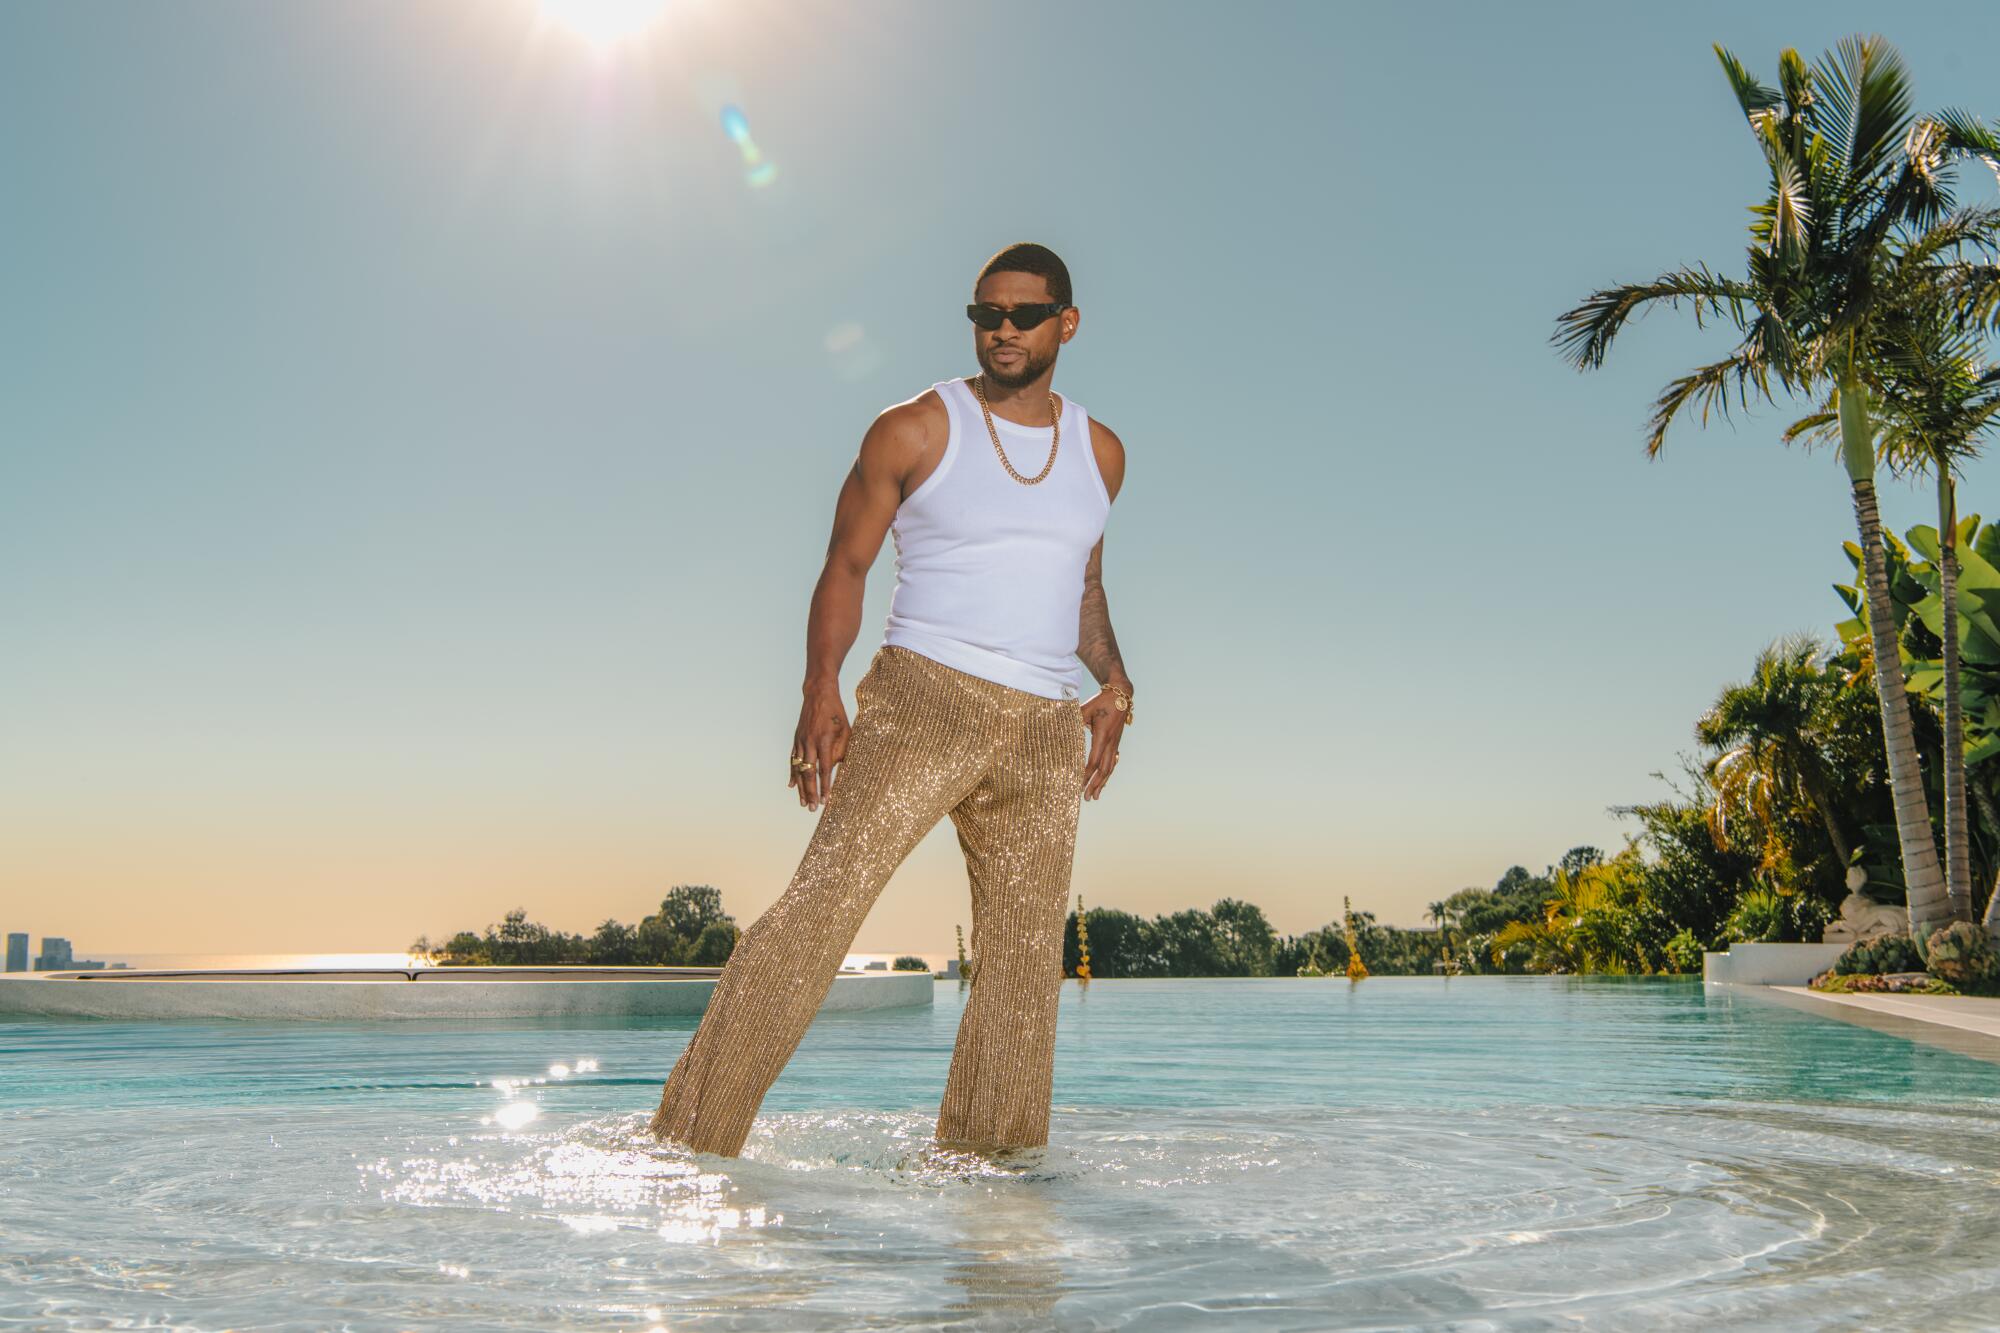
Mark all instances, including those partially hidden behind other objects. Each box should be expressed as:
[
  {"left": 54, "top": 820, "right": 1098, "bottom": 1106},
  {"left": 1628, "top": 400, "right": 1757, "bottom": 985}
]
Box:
[{"left": 7, "top": 978, "right": 2000, "bottom": 1329}]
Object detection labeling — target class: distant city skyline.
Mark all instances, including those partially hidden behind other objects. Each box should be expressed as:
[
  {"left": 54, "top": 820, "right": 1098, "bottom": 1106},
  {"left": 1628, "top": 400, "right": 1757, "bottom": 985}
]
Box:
[{"left": 1, "top": 934, "right": 115, "bottom": 972}]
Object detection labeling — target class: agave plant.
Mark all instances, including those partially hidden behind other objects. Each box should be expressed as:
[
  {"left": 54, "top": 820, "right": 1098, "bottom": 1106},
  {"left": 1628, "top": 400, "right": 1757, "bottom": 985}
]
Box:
[{"left": 1554, "top": 34, "right": 2000, "bottom": 941}]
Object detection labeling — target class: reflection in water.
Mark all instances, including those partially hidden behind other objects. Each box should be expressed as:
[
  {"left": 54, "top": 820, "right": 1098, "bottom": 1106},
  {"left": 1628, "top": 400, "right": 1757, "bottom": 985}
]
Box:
[{"left": 937, "top": 1159, "right": 1071, "bottom": 1326}]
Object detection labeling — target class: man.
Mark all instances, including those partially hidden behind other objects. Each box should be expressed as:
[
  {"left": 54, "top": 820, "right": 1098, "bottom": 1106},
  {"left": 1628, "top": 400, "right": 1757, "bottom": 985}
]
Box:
[{"left": 649, "top": 241, "right": 1134, "bottom": 1159}]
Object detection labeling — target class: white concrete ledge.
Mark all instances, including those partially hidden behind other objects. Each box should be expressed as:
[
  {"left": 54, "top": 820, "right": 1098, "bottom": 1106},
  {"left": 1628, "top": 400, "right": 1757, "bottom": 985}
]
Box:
[
  {"left": 1703, "top": 942, "right": 1848, "bottom": 986},
  {"left": 1766, "top": 984, "right": 2000, "bottom": 1038},
  {"left": 1723, "top": 983, "right": 2000, "bottom": 1066},
  {"left": 0, "top": 966, "right": 934, "bottom": 1020}
]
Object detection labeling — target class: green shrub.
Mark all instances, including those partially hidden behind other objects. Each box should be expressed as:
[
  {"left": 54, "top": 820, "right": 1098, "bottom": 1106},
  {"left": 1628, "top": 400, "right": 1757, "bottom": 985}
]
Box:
[
  {"left": 1789, "top": 894, "right": 1834, "bottom": 943},
  {"left": 1920, "top": 921, "right": 2000, "bottom": 990},
  {"left": 1663, "top": 927, "right": 1705, "bottom": 974},
  {"left": 1833, "top": 933, "right": 1924, "bottom": 975},
  {"left": 1724, "top": 889, "right": 1783, "bottom": 944}
]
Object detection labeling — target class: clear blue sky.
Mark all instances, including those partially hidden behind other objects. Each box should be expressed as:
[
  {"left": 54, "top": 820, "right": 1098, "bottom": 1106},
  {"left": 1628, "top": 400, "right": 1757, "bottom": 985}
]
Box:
[{"left": 3, "top": 0, "right": 1997, "bottom": 955}]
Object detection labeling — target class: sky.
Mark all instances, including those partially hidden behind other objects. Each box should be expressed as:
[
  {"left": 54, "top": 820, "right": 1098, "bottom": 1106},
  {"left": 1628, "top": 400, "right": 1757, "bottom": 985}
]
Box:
[{"left": 4, "top": 0, "right": 1999, "bottom": 958}]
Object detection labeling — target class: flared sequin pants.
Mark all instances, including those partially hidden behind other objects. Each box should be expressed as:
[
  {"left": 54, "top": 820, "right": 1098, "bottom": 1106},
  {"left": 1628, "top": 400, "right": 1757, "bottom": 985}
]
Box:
[{"left": 648, "top": 644, "right": 1090, "bottom": 1158}]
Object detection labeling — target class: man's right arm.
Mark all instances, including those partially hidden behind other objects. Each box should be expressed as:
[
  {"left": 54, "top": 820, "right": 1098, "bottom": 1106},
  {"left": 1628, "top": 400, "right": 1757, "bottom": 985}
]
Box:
[
  {"left": 801, "top": 396, "right": 936, "bottom": 693},
  {"left": 789, "top": 394, "right": 941, "bottom": 810}
]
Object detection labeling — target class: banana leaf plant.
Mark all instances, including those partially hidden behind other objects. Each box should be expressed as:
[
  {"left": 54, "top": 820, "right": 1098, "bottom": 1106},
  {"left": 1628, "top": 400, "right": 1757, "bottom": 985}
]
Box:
[{"left": 1837, "top": 519, "right": 2000, "bottom": 928}]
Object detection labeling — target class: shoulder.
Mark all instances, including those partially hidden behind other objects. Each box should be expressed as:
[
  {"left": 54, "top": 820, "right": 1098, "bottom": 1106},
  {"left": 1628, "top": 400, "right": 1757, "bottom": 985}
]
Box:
[
  {"left": 1087, "top": 416, "right": 1127, "bottom": 503},
  {"left": 873, "top": 387, "right": 948, "bottom": 442},
  {"left": 858, "top": 388, "right": 949, "bottom": 471}
]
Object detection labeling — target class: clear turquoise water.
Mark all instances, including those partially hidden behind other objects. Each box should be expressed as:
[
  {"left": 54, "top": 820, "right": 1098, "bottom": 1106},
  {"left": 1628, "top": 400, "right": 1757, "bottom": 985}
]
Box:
[{"left": 6, "top": 976, "right": 2000, "bottom": 1330}]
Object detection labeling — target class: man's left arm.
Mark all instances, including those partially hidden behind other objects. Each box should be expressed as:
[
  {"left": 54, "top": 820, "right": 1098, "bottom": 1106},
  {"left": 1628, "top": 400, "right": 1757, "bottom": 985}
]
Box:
[
  {"left": 1079, "top": 538, "right": 1131, "bottom": 698},
  {"left": 1078, "top": 419, "right": 1130, "bottom": 800}
]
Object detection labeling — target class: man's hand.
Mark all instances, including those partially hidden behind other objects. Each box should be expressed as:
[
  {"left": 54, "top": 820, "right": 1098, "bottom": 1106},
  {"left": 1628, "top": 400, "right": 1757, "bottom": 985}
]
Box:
[
  {"left": 789, "top": 682, "right": 851, "bottom": 811},
  {"left": 1079, "top": 689, "right": 1128, "bottom": 800}
]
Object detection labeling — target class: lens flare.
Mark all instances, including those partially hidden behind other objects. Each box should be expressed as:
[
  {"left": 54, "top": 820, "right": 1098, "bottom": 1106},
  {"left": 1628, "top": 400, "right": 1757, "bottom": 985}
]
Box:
[
  {"left": 719, "top": 103, "right": 778, "bottom": 188},
  {"left": 537, "top": 0, "right": 669, "bottom": 48}
]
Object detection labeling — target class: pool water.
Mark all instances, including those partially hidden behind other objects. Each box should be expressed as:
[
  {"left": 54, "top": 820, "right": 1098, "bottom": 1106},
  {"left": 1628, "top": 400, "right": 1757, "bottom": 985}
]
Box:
[{"left": 6, "top": 976, "right": 2000, "bottom": 1330}]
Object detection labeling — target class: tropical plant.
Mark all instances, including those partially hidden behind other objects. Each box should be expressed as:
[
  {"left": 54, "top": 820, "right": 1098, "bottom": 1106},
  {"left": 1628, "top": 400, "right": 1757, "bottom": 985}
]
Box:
[
  {"left": 1834, "top": 520, "right": 2000, "bottom": 923},
  {"left": 1425, "top": 897, "right": 1464, "bottom": 975},
  {"left": 1664, "top": 927, "right": 1705, "bottom": 973},
  {"left": 1342, "top": 895, "right": 1369, "bottom": 981},
  {"left": 1793, "top": 274, "right": 2000, "bottom": 922},
  {"left": 1696, "top": 633, "right": 1856, "bottom": 873},
  {"left": 1487, "top": 856, "right": 1671, "bottom": 975},
  {"left": 1073, "top": 892, "right": 1092, "bottom": 981},
  {"left": 1723, "top": 887, "right": 1785, "bottom": 944},
  {"left": 1832, "top": 932, "right": 1926, "bottom": 975},
  {"left": 1921, "top": 919, "right": 2000, "bottom": 989},
  {"left": 1554, "top": 35, "right": 2000, "bottom": 940}
]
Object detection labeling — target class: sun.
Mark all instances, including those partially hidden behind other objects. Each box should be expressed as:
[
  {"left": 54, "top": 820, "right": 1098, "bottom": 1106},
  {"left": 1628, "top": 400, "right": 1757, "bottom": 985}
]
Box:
[{"left": 536, "top": 0, "right": 671, "bottom": 48}]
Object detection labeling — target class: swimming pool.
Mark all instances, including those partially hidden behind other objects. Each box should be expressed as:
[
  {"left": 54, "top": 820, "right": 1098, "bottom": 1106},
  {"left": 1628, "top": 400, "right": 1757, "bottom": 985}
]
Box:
[{"left": 6, "top": 976, "right": 2000, "bottom": 1330}]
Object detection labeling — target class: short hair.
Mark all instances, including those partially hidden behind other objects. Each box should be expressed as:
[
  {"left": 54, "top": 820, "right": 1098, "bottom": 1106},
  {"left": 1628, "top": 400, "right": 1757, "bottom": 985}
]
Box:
[{"left": 975, "top": 242, "right": 1072, "bottom": 307}]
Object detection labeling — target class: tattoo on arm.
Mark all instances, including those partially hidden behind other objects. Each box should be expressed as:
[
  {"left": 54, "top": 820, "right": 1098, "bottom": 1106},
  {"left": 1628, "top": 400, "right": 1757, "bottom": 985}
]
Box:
[{"left": 1078, "top": 538, "right": 1130, "bottom": 691}]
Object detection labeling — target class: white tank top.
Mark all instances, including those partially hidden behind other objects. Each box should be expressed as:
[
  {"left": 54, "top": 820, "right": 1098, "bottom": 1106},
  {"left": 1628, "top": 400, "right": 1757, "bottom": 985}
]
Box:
[{"left": 880, "top": 376, "right": 1112, "bottom": 699}]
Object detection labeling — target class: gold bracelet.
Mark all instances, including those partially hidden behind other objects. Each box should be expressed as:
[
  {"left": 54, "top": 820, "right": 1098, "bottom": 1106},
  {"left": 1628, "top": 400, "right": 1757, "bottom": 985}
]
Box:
[{"left": 1099, "top": 683, "right": 1134, "bottom": 726}]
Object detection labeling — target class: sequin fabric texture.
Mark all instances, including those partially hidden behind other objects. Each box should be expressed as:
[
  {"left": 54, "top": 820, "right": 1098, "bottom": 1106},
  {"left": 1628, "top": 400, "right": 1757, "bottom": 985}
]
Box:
[{"left": 649, "top": 644, "right": 1089, "bottom": 1158}]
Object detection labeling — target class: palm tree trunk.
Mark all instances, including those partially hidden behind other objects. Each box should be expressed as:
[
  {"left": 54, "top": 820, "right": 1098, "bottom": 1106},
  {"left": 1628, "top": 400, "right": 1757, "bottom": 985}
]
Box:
[
  {"left": 1841, "top": 375, "right": 1952, "bottom": 939},
  {"left": 1972, "top": 779, "right": 2000, "bottom": 937},
  {"left": 1938, "top": 472, "right": 1974, "bottom": 923},
  {"left": 1798, "top": 769, "right": 1852, "bottom": 867}
]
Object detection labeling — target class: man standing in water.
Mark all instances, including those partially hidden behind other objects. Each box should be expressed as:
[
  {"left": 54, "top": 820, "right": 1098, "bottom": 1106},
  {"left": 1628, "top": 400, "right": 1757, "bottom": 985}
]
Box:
[{"left": 649, "top": 242, "right": 1134, "bottom": 1158}]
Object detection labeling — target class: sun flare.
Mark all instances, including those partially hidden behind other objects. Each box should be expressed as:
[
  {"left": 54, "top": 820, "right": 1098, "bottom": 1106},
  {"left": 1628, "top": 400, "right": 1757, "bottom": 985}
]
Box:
[{"left": 536, "top": 0, "right": 671, "bottom": 47}]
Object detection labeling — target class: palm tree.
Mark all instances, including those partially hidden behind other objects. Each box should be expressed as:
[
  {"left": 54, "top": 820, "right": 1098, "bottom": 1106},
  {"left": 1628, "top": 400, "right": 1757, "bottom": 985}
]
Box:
[
  {"left": 1697, "top": 633, "right": 1853, "bottom": 875},
  {"left": 1553, "top": 35, "right": 1995, "bottom": 941},
  {"left": 1425, "top": 898, "right": 1463, "bottom": 975},
  {"left": 1488, "top": 864, "right": 1648, "bottom": 974},
  {"left": 1789, "top": 266, "right": 2000, "bottom": 923}
]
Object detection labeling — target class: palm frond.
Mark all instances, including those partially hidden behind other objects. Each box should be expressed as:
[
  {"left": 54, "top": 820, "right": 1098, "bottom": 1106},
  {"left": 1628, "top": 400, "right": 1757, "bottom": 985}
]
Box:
[
  {"left": 1777, "top": 48, "right": 1815, "bottom": 127},
  {"left": 1813, "top": 34, "right": 1915, "bottom": 198},
  {"left": 1783, "top": 407, "right": 1840, "bottom": 447},
  {"left": 1644, "top": 348, "right": 1776, "bottom": 457},
  {"left": 1948, "top": 263, "right": 2000, "bottom": 333},
  {"left": 1886, "top": 204, "right": 2000, "bottom": 278},
  {"left": 1714, "top": 43, "right": 1781, "bottom": 122},
  {"left": 1764, "top": 131, "right": 1814, "bottom": 257},
  {"left": 1935, "top": 107, "right": 2000, "bottom": 189},
  {"left": 1551, "top": 266, "right": 1757, "bottom": 370}
]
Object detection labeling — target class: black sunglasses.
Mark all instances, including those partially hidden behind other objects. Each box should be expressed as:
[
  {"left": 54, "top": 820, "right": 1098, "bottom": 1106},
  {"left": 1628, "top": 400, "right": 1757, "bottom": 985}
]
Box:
[{"left": 966, "top": 301, "right": 1069, "bottom": 332}]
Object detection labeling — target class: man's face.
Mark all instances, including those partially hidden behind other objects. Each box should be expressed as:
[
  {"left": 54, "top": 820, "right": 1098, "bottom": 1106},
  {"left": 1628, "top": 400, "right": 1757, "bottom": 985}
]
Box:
[{"left": 971, "top": 271, "right": 1078, "bottom": 389}]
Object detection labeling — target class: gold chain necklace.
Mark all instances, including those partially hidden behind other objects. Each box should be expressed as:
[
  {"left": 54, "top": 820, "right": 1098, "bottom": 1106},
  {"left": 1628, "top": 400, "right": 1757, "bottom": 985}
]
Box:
[{"left": 971, "top": 373, "right": 1060, "bottom": 485}]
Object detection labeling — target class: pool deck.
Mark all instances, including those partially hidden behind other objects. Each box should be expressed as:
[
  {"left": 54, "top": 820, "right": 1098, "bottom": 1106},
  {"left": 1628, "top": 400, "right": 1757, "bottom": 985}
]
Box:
[{"left": 1739, "top": 983, "right": 2000, "bottom": 1065}]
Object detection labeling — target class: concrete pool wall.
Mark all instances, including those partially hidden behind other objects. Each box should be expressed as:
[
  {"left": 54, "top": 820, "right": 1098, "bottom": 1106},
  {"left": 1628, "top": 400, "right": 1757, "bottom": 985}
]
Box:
[
  {"left": 0, "top": 966, "right": 935, "bottom": 1020},
  {"left": 1702, "top": 942, "right": 1847, "bottom": 986}
]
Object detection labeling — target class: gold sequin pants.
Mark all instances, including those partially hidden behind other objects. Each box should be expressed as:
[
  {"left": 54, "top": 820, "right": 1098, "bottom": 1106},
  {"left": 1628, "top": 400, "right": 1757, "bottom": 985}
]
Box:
[{"left": 648, "top": 644, "right": 1089, "bottom": 1158}]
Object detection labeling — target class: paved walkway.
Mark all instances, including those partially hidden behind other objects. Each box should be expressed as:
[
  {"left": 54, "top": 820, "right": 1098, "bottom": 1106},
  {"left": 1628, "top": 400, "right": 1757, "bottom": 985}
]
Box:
[{"left": 1752, "top": 984, "right": 2000, "bottom": 1063}]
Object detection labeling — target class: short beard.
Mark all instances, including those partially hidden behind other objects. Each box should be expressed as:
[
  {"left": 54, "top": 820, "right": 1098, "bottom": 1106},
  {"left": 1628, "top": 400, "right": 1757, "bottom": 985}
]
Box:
[{"left": 978, "top": 343, "right": 1056, "bottom": 389}]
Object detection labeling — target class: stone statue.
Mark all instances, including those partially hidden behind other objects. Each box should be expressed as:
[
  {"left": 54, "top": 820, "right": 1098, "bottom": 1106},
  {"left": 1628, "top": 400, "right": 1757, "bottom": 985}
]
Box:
[{"left": 1821, "top": 865, "right": 1906, "bottom": 945}]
